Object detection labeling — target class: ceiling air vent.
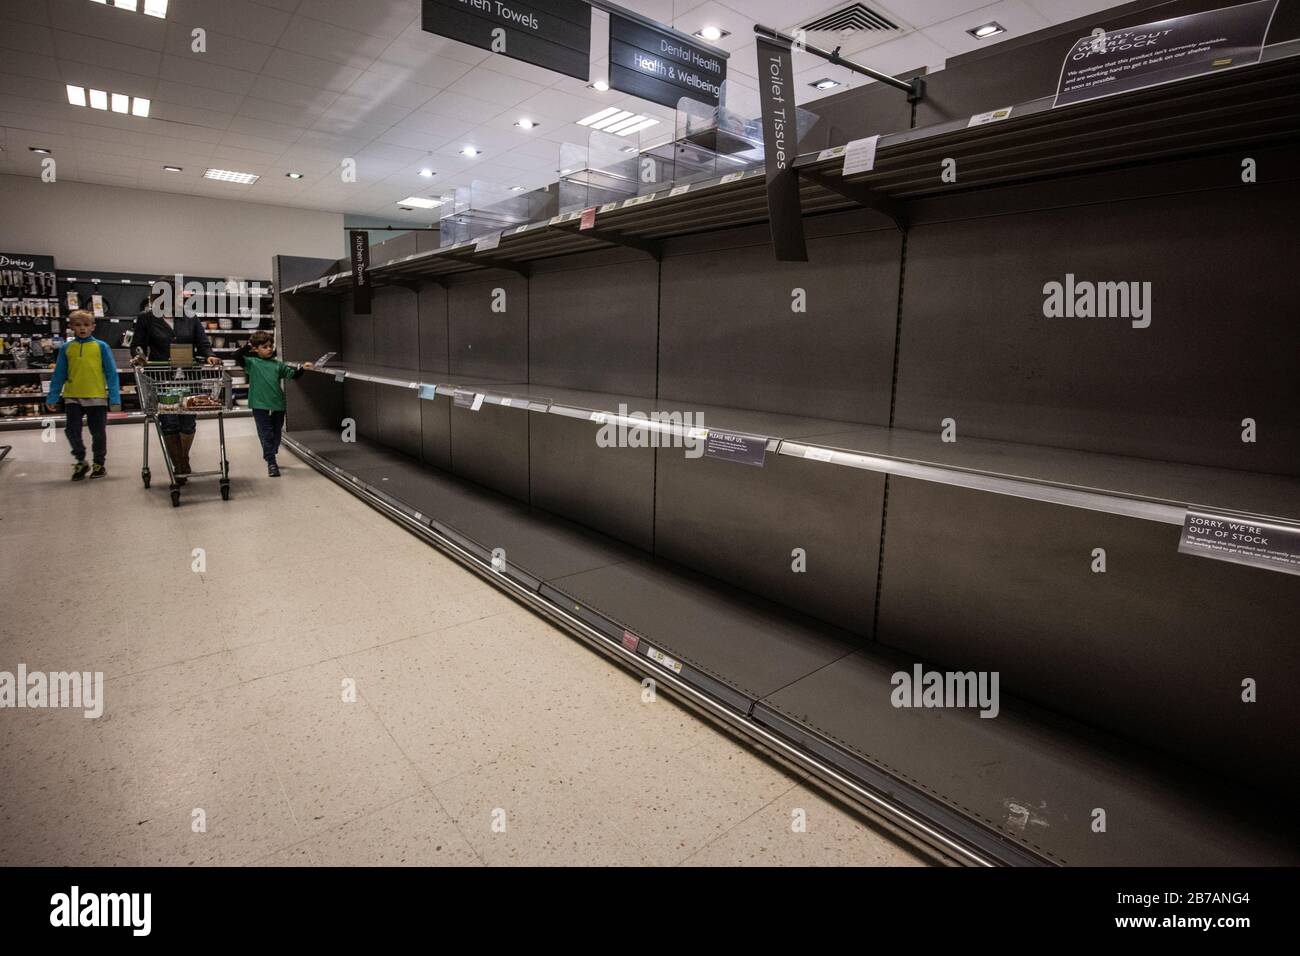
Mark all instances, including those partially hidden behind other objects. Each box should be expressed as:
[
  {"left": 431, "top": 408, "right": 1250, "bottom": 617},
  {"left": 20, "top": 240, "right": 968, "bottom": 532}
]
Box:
[{"left": 799, "top": 3, "right": 899, "bottom": 34}]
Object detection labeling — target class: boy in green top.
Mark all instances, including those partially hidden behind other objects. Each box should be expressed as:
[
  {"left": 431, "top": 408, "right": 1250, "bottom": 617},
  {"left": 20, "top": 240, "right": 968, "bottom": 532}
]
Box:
[{"left": 239, "top": 331, "right": 312, "bottom": 477}]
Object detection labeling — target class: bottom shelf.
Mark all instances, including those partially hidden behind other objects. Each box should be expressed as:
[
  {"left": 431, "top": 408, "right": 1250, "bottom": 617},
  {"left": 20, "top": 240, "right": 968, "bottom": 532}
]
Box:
[
  {"left": 0, "top": 408, "right": 253, "bottom": 430},
  {"left": 285, "top": 428, "right": 1300, "bottom": 867}
]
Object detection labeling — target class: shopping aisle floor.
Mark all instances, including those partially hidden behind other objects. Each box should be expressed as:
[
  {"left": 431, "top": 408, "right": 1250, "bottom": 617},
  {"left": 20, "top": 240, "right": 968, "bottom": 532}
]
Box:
[{"left": 0, "top": 419, "right": 925, "bottom": 867}]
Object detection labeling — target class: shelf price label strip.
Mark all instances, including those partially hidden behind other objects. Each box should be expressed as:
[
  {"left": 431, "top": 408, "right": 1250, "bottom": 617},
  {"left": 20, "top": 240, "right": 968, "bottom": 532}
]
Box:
[{"left": 782, "top": 442, "right": 1188, "bottom": 525}]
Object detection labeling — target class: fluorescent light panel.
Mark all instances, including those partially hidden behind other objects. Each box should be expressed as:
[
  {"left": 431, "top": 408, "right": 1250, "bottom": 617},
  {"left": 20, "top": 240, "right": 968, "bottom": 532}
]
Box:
[
  {"left": 88, "top": 88, "right": 108, "bottom": 110},
  {"left": 111, "top": 92, "right": 129, "bottom": 113},
  {"left": 204, "top": 168, "right": 259, "bottom": 184},
  {"left": 397, "top": 196, "right": 442, "bottom": 208},
  {"left": 66, "top": 85, "right": 86, "bottom": 106},
  {"left": 132, "top": 97, "right": 149, "bottom": 117},
  {"left": 93, "top": 0, "right": 168, "bottom": 17},
  {"left": 69, "top": 85, "right": 149, "bottom": 116}
]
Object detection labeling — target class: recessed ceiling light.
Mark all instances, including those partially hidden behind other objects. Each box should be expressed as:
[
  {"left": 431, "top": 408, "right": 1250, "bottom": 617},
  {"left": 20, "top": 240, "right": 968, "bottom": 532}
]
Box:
[
  {"left": 398, "top": 196, "right": 442, "bottom": 208},
  {"left": 285, "top": 171, "right": 304, "bottom": 179},
  {"left": 163, "top": 165, "right": 182, "bottom": 172},
  {"left": 811, "top": 78, "right": 841, "bottom": 91},
  {"left": 460, "top": 146, "right": 479, "bottom": 157},
  {"left": 967, "top": 22, "right": 1006, "bottom": 40},
  {"left": 111, "top": 92, "right": 129, "bottom": 113},
  {"left": 616, "top": 117, "right": 660, "bottom": 137},
  {"left": 514, "top": 118, "right": 537, "bottom": 130},
  {"left": 30, "top": 147, "right": 52, "bottom": 154},
  {"left": 66, "top": 85, "right": 86, "bottom": 106},
  {"left": 132, "top": 97, "right": 150, "bottom": 117},
  {"left": 115, "top": 0, "right": 138, "bottom": 10},
  {"left": 418, "top": 168, "right": 434, "bottom": 177},
  {"left": 510, "top": 185, "right": 525, "bottom": 191},
  {"left": 590, "top": 79, "right": 609, "bottom": 92},
  {"left": 694, "top": 26, "right": 728, "bottom": 41},
  {"left": 621, "top": 146, "right": 638, "bottom": 153},
  {"left": 204, "top": 167, "right": 259, "bottom": 184},
  {"left": 143, "top": 0, "right": 168, "bottom": 17},
  {"left": 89, "top": 89, "right": 108, "bottom": 110}
]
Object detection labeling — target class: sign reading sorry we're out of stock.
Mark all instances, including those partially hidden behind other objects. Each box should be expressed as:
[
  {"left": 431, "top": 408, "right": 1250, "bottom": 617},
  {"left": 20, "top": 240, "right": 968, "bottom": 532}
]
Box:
[
  {"left": 421, "top": 0, "right": 591, "bottom": 81},
  {"left": 1053, "top": 0, "right": 1278, "bottom": 107}
]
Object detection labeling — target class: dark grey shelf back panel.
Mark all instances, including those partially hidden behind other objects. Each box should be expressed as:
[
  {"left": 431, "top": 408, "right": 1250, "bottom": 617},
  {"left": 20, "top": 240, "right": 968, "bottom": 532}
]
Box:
[
  {"left": 418, "top": 281, "right": 449, "bottom": 375},
  {"left": 448, "top": 272, "right": 529, "bottom": 381},
  {"left": 343, "top": 379, "right": 377, "bottom": 438},
  {"left": 657, "top": 227, "right": 900, "bottom": 423},
  {"left": 420, "top": 393, "right": 452, "bottom": 470},
  {"left": 449, "top": 402, "right": 530, "bottom": 503},
  {"left": 528, "top": 256, "right": 659, "bottom": 396},
  {"left": 376, "top": 386, "right": 422, "bottom": 460},
  {"left": 654, "top": 447, "right": 885, "bottom": 637},
  {"left": 877, "top": 477, "right": 1300, "bottom": 798},
  {"left": 371, "top": 287, "right": 418, "bottom": 369},
  {"left": 529, "top": 413, "right": 655, "bottom": 552},
  {"left": 896, "top": 179, "right": 1300, "bottom": 475},
  {"left": 342, "top": 303, "right": 373, "bottom": 366}
]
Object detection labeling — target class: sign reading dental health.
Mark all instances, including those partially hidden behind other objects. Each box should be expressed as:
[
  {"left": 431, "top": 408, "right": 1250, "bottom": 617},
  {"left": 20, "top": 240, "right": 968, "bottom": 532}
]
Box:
[
  {"left": 1053, "top": 0, "right": 1278, "bottom": 107},
  {"left": 608, "top": 12, "right": 727, "bottom": 109},
  {"left": 421, "top": 0, "right": 591, "bottom": 81}
]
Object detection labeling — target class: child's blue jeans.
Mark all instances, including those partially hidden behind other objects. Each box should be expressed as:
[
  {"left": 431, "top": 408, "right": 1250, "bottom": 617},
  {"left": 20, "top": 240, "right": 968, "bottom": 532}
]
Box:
[{"left": 252, "top": 409, "right": 285, "bottom": 463}]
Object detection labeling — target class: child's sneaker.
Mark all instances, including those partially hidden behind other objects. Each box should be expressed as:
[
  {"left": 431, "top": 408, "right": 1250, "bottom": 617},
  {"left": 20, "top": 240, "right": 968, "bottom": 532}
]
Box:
[
  {"left": 267, "top": 461, "right": 281, "bottom": 477},
  {"left": 71, "top": 461, "right": 89, "bottom": 481},
  {"left": 89, "top": 464, "right": 107, "bottom": 479}
]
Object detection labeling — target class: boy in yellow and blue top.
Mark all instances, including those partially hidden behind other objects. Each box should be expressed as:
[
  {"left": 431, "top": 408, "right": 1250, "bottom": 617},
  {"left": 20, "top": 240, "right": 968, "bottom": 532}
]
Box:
[
  {"left": 238, "top": 331, "right": 311, "bottom": 477},
  {"left": 46, "top": 310, "right": 122, "bottom": 480}
]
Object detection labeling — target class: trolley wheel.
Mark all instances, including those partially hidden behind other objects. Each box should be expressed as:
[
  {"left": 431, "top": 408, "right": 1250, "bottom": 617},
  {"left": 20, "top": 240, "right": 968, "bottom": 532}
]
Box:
[
  {"left": 220, "top": 482, "right": 230, "bottom": 501},
  {"left": 170, "top": 490, "right": 181, "bottom": 508},
  {"left": 141, "top": 468, "right": 151, "bottom": 488}
]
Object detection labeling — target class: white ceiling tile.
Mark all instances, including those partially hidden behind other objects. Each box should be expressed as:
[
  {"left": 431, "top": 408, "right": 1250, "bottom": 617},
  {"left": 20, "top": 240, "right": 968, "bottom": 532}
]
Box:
[
  {"left": 368, "top": 42, "right": 478, "bottom": 88},
  {"left": 150, "top": 100, "right": 235, "bottom": 130},
  {"left": 236, "top": 94, "right": 327, "bottom": 126},
  {"left": 248, "top": 0, "right": 304, "bottom": 13},
  {"left": 150, "top": 118, "right": 226, "bottom": 143},
  {"left": 310, "top": 113, "right": 391, "bottom": 142},
  {"left": 876, "top": 1, "right": 1003, "bottom": 31},
  {"left": 0, "top": 19, "right": 57, "bottom": 57},
  {"left": 0, "top": 73, "right": 63, "bottom": 105},
  {"left": 318, "top": 93, "right": 409, "bottom": 128},
  {"left": 158, "top": 54, "right": 256, "bottom": 95},
  {"left": 226, "top": 114, "right": 306, "bottom": 142},
  {"left": 0, "top": 51, "right": 61, "bottom": 81},
  {"left": 220, "top": 130, "right": 297, "bottom": 156},
  {"left": 150, "top": 80, "right": 242, "bottom": 116},
  {"left": 0, "top": 0, "right": 50, "bottom": 27},
  {"left": 163, "top": 23, "right": 274, "bottom": 74},
  {"left": 418, "top": 90, "right": 503, "bottom": 124},
  {"left": 56, "top": 64, "right": 158, "bottom": 98},
  {"left": 445, "top": 66, "right": 546, "bottom": 109},
  {"left": 295, "top": 0, "right": 416, "bottom": 40},
  {"left": 1028, "top": 0, "right": 1121, "bottom": 27},
  {"left": 278, "top": 13, "right": 388, "bottom": 71},
  {"left": 346, "top": 70, "right": 441, "bottom": 112},
  {"left": 46, "top": 0, "right": 167, "bottom": 48},
  {"left": 261, "top": 47, "right": 362, "bottom": 92},
  {"left": 245, "top": 74, "right": 338, "bottom": 111},
  {"left": 53, "top": 30, "right": 163, "bottom": 77},
  {"left": 167, "top": 0, "right": 294, "bottom": 46},
  {"left": 921, "top": 0, "right": 1050, "bottom": 55}
]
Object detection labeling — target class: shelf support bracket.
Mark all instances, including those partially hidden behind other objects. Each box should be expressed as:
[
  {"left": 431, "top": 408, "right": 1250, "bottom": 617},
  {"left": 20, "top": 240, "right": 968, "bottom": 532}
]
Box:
[
  {"left": 440, "top": 251, "right": 531, "bottom": 278},
  {"left": 554, "top": 223, "right": 663, "bottom": 260},
  {"left": 798, "top": 169, "right": 909, "bottom": 232}
]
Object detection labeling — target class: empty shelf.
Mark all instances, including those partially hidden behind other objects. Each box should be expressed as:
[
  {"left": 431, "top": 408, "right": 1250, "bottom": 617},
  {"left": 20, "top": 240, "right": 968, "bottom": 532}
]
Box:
[{"left": 757, "top": 651, "right": 1300, "bottom": 866}]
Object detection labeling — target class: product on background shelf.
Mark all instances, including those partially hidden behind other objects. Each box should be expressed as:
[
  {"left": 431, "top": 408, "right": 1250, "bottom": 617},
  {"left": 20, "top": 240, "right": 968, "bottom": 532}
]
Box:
[{"left": 90, "top": 293, "right": 105, "bottom": 318}]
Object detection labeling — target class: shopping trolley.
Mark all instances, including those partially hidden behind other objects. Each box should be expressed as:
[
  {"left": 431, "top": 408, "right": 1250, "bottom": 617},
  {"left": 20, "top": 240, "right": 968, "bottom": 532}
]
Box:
[{"left": 134, "top": 364, "right": 233, "bottom": 506}]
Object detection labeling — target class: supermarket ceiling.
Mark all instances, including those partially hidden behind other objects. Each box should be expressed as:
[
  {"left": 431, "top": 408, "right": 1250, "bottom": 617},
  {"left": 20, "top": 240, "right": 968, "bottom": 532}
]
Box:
[{"left": 0, "top": 0, "right": 1116, "bottom": 220}]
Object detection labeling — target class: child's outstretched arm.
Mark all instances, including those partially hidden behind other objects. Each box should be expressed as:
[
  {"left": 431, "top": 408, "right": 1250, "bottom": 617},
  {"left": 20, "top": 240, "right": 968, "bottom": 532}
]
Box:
[
  {"left": 100, "top": 339, "right": 122, "bottom": 409},
  {"left": 45, "top": 343, "right": 69, "bottom": 409}
]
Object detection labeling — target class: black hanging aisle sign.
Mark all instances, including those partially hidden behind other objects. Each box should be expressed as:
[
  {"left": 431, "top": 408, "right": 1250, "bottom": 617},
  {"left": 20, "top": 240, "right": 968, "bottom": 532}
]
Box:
[
  {"left": 755, "top": 34, "right": 807, "bottom": 262},
  {"left": 421, "top": 0, "right": 591, "bottom": 81},
  {"left": 349, "top": 230, "right": 371, "bottom": 315},
  {"left": 607, "top": 12, "right": 727, "bottom": 109},
  {"left": 1053, "top": 0, "right": 1278, "bottom": 107}
]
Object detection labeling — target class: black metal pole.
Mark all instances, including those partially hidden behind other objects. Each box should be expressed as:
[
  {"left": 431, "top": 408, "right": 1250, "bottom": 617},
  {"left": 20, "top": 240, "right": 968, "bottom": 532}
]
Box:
[
  {"left": 342, "top": 226, "right": 441, "bottom": 232},
  {"left": 754, "top": 23, "right": 925, "bottom": 102}
]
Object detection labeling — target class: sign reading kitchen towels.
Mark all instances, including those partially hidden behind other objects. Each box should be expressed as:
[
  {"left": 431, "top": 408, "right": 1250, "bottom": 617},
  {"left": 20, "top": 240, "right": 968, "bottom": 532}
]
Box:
[
  {"left": 1053, "top": 0, "right": 1278, "bottom": 107},
  {"left": 421, "top": 0, "right": 591, "bottom": 81}
]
